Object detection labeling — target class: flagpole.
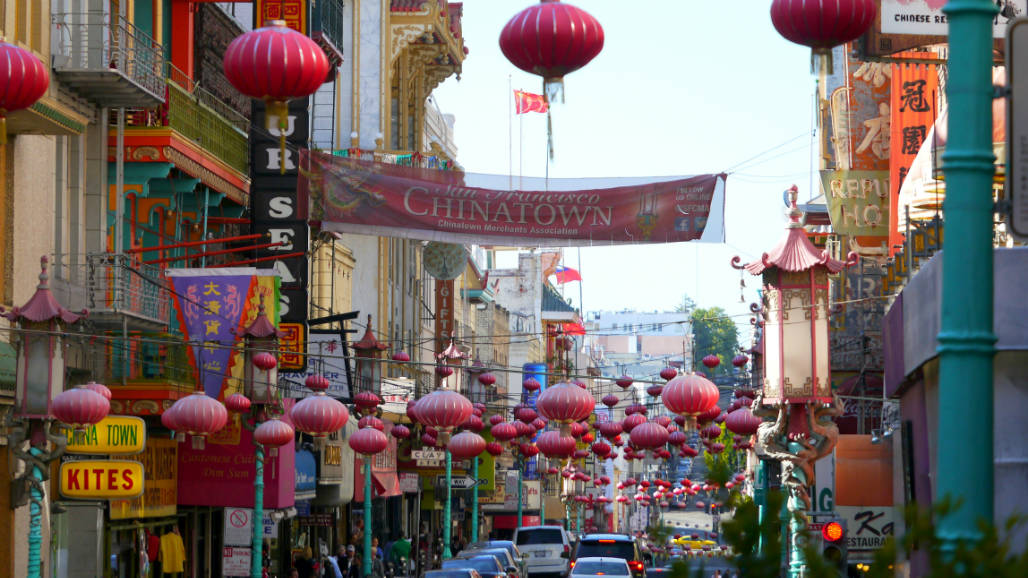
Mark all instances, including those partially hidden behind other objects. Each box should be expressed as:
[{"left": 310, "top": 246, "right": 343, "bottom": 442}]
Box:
[
  {"left": 520, "top": 107, "right": 525, "bottom": 191},
  {"left": 508, "top": 75, "right": 513, "bottom": 192}
]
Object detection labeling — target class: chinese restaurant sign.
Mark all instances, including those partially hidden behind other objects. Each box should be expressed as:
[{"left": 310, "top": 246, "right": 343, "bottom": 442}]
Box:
[
  {"left": 110, "top": 438, "right": 178, "bottom": 520},
  {"left": 820, "top": 170, "right": 891, "bottom": 238},
  {"left": 881, "top": 0, "right": 1024, "bottom": 38},
  {"left": 63, "top": 416, "right": 146, "bottom": 455},
  {"left": 302, "top": 151, "right": 727, "bottom": 246},
  {"left": 168, "top": 270, "right": 255, "bottom": 399},
  {"left": 255, "top": 0, "right": 306, "bottom": 32},
  {"left": 890, "top": 56, "right": 939, "bottom": 252},
  {"left": 59, "top": 460, "right": 145, "bottom": 500}
]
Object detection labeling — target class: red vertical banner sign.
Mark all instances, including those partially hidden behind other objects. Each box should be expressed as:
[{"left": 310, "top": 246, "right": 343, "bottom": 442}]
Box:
[
  {"left": 434, "top": 280, "right": 455, "bottom": 352},
  {"left": 889, "top": 56, "right": 939, "bottom": 255}
]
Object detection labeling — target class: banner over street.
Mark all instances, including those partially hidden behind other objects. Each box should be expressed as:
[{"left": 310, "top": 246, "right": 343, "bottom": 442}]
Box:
[{"left": 301, "top": 151, "right": 726, "bottom": 246}]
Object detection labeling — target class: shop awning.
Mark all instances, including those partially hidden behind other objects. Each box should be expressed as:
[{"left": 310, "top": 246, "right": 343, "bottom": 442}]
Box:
[{"left": 491, "top": 514, "right": 541, "bottom": 530}]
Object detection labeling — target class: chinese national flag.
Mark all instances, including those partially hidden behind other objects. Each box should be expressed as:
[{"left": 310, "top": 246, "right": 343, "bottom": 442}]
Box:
[{"left": 514, "top": 90, "right": 549, "bottom": 114}]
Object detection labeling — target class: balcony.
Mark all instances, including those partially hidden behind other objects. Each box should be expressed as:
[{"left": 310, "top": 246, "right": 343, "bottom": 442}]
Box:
[
  {"left": 50, "top": 254, "right": 171, "bottom": 330},
  {"left": 113, "top": 72, "right": 250, "bottom": 202},
  {"left": 51, "top": 11, "right": 166, "bottom": 107},
  {"left": 101, "top": 333, "right": 194, "bottom": 415},
  {"left": 312, "top": 0, "right": 345, "bottom": 67}
]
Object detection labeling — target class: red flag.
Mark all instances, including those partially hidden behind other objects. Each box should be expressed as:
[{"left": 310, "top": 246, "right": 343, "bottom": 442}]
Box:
[
  {"left": 514, "top": 90, "right": 549, "bottom": 114},
  {"left": 554, "top": 266, "right": 582, "bottom": 284},
  {"left": 563, "top": 322, "right": 586, "bottom": 336}
]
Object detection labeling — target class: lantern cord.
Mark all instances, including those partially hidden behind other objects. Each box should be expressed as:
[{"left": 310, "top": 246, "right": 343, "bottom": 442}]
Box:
[
  {"left": 547, "top": 109, "right": 554, "bottom": 161},
  {"left": 0, "top": 111, "right": 6, "bottom": 145}
]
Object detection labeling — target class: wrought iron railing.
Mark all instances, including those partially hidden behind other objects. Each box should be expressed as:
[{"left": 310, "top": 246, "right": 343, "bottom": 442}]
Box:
[
  {"left": 51, "top": 11, "right": 166, "bottom": 100},
  {"left": 49, "top": 254, "right": 171, "bottom": 326},
  {"left": 312, "top": 0, "right": 346, "bottom": 59}
]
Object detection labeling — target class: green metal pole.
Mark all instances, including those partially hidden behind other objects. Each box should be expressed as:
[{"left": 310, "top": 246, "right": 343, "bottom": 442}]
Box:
[
  {"left": 252, "top": 442, "right": 264, "bottom": 578},
  {"left": 576, "top": 501, "right": 582, "bottom": 532},
  {"left": 443, "top": 449, "right": 453, "bottom": 560},
  {"left": 364, "top": 456, "right": 373, "bottom": 577},
  {"left": 472, "top": 456, "right": 479, "bottom": 543},
  {"left": 937, "top": 0, "right": 998, "bottom": 552},
  {"left": 754, "top": 460, "right": 767, "bottom": 558},
  {"left": 26, "top": 447, "right": 43, "bottom": 578},
  {"left": 540, "top": 470, "right": 546, "bottom": 525}
]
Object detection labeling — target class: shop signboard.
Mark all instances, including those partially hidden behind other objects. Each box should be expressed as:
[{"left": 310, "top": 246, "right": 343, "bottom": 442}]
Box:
[
  {"left": 58, "top": 460, "right": 144, "bottom": 500},
  {"left": 222, "top": 546, "right": 252, "bottom": 577},
  {"left": 110, "top": 438, "right": 177, "bottom": 520},
  {"left": 837, "top": 506, "right": 896, "bottom": 553},
  {"left": 1009, "top": 19, "right": 1028, "bottom": 240},
  {"left": 178, "top": 406, "right": 296, "bottom": 509},
  {"left": 400, "top": 472, "right": 420, "bottom": 493},
  {"left": 263, "top": 514, "right": 279, "bottom": 539},
  {"left": 63, "top": 416, "right": 146, "bottom": 455},
  {"left": 318, "top": 431, "right": 345, "bottom": 483},
  {"left": 281, "top": 332, "right": 351, "bottom": 398},
  {"left": 296, "top": 449, "right": 317, "bottom": 500},
  {"left": 881, "top": 0, "right": 1024, "bottom": 38},
  {"left": 224, "top": 507, "right": 253, "bottom": 546},
  {"left": 820, "top": 170, "right": 891, "bottom": 239}
]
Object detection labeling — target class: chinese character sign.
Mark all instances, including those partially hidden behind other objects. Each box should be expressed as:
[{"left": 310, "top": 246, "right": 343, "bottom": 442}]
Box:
[
  {"left": 169, "top": 272, "right": 256, "bottom": 399},
  {"left": 890, "top": 57, "right": 939, "bottom": 251}
]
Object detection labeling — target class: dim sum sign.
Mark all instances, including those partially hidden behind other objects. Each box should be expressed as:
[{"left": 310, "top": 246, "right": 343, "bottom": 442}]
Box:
[{"left": 820, "top": 170, "right": 891, "bottom": 239}]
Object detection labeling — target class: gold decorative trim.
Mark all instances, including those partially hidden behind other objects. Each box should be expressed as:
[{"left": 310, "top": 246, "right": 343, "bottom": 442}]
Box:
[
  {"left": 391, "top": 23, "right": 432, "bottom": 64},
  {"left": 164, "top": 147, "right": 248, "bottom": 206}
]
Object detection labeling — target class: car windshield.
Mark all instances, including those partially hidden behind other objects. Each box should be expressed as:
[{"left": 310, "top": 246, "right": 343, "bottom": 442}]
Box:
[
  {"left": 516, "top": 529, "right": 564, "bottom": 545},
  {"left": 444, "top": 558, "right": 500, "bottom": 573},
  {"left": 576, "top": 541, "right": 635, "bottom": 560},
  {"left": 573, "top": 561, "right": 629, "bottom": 575},
  {"left": 463, "top": 550, "right": 511, "bottom": 565}
]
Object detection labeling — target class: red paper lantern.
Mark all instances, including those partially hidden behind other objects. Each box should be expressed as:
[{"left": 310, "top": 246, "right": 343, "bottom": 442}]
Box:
[
  {"left": 519, "top": 443, "right": 540, "bottom": 458},
  {"left": 461, "top": 414, "right": 484, "bottom": 432},
  {"left": 253, "top": 352, "right": 278, "bottom": 371},
  {"left": 625, "top": 404, "right": 648, "bottom": 416},
  {"left": 82, "top": 381, "right": 112, "bottom": 401},
  {"left": 0, "top": 41, "right": 50, "bottom": 144},
  {"left": 668, "top": 431, "right": 687, "bottom": 447},
  {"left": 254, "top": 418, "right": 295, "bottom": 456},
  {"left": 353, "top": 391, "right": 382, "bottom": 413},
  {"left": 291, "top": 390, "right": 350, "bottom": 437},
  {"left": 478, "top": 372, "right": 497, "bottom": 386},
  {"left": 732, "top": 354, "right": 750, "bottom": 368},
  {"left": 415, "top": 389, "right": 473, "bottom": 442},
  {"left": 161, "top": 404, "right": 181, "bottom": 431},
  {"left": 350, "top": 426, "right": 389, "bottom": 455},
  {"left": 532, "top": 417, "right": 548, "bottom": 431},
  {"left": 523, "top": 378, "right": 541, "bottom": 392},
  {"left": 392, "top": 350, "right": 411, "bottom": 362},
  {"left": 499, "top": 0, "right": 604, "bottom": 101},
  {"left": 601, "top": 394, "right": 619, "bottom": 408},
  {"left": 435, "top": 365, "right": 454, "bottom": 378},
  {"left": 622, "top": 414, "right": 646, "bottom": 433},
  {"left": 615, "top": 376, "right": 633, "bottom": 389},
  {"left": 630, "top": 422, "right": 669, "bottom": 450},
  {"left": 701, "top": 355, "right": 720, "bottom": 369},
  {"left": 514, "top": 421, "right": 535, "bottom": 438},
  {"left": 488, "top": 414, "right": 505, "bottom": 426},
  {"left": 171, "top": 392, "right": 228, "bottom": 448},
  {"left": 599, "top": 421, "right": 622, "bottom": 440},
  {"left": 515, "top": 406, "right": 538, "bottom": 424},
  {"left": 448, "top": 431, "right": 486, "bottom": 459},
  {"left": 661, "top": 374, "right": 720, "bottom": 428},
  {"left": 535, "top": 381, "right": 595, "bottom": 431},
  {"left": 391, "top": 424, "right": 411, "bottom": 439},
  {"left": 225, "top": 393, "right": 252, "bottom": 413},
  {"left": 486, "top": 442, "right": 504, "bottom": 456},
  {"left": 406, "top": 400, "right": 419, "bottom": 421},
  {"left": 591, "top": 441, "right": 611, "bottom": 458},
  {"left": 700, "top": 423, "right": 723, "bottom": 440},
  {"left": 491, "top": 422, "right": 518, "bottom": 442},
  {"left": 358, "top": 416, "right": 384, "bottom": 431},
  {"left": 52, "top": 385, "right": 110, "bottom": 430},
  {"left": 725, "top": 407, "right": 763, "bottom": 436},
  {"left": 770, "top": 0, "right": 876, "bottom": 70},
  {"left": 421, "top": 433, "right": 438, "bottom": 447},
  {"left": 537, "top": 430, "right": 576, "bottom": 458}
]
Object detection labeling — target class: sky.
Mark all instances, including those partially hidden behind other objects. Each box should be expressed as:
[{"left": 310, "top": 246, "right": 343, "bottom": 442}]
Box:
[{"left": 433, "top": 1, "right": 822, "bottom": 342}]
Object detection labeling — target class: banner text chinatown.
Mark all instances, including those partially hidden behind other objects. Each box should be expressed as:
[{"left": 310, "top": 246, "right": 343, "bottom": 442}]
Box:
[{"left": 402, "top": 185, "right": 614, "bottom": 236}]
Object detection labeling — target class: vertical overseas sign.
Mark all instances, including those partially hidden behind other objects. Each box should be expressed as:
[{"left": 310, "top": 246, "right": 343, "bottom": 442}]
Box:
[{"left": 1007, "top": 18, "right": 1028, "bottom": 239}]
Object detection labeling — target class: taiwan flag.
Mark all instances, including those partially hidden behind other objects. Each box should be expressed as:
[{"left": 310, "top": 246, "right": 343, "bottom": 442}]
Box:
[
  {"left": 514, "top": 90, "right": 549, "bottom": 114},
  {"left": 554, "top": 266, "right": 582, "bottom": 284}
]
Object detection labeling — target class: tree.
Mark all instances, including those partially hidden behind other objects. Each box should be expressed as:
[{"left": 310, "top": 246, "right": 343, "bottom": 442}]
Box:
[
  {"left": 690, "top": 306, "right": 739, "bottom": 375},
  {"left": 674, "top": 294, "right": 697, "bottom": 315}
]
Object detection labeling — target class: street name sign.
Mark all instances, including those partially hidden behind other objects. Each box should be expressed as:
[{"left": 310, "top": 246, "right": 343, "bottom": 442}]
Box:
[
  {"left": 435, "top": 475, "right": 485, "bottom": 489},
  {"left": 1007, "top": 18, "right": 1028, "bottom": 239},
  {"left": 63, "top": 415, "right": 146, "bottom": 455},
  {"left": 59, "top": 460, "right": 145, "bottom": 499}
]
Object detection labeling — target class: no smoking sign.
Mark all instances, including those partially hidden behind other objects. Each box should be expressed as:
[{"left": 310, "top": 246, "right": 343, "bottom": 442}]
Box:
[{"left": 224, "top": 508, "right": 253, "bottom": 546}]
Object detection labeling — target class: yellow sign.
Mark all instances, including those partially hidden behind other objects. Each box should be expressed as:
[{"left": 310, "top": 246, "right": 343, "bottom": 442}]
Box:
[
  {"left": 110, "top": 438, "right": 177, "bottom": 520},
  {"left": 64, "top": 416, "right": 146, "bottom": 455},
  {"left": 59, "top": 460, "right": 145, "bottom": 500}
]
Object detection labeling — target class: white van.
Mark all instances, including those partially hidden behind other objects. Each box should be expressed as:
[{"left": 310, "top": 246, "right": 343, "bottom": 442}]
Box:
[{"left": 512, "top": 525, "right": 572, "bottom": 578}]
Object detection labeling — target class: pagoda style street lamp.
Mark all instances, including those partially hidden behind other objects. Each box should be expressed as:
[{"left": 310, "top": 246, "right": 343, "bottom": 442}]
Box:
[
  {"left": 733, "top": 187, "right": 855, "bottom": 577},
  {"left": 350, "top": 317, "right": 387, "bottom": 576},
  {"left": 2, "top": 257, "right": 108, "bottom": 578}
]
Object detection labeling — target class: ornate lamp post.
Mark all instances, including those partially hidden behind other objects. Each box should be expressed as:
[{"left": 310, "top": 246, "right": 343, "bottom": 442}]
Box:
[
  {"left": 733, "top": 186, "right": 855, "bottom": 577},
  {"left": 1, "top": 257, "right": 104, "bottom": 578},
  {"left": 350, "top": 425, "right": 388, "bottom": 577}
]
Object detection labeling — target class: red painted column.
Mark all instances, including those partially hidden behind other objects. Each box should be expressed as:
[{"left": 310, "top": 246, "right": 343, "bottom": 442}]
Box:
[{"left": 169, "top": 0, "right": 195, "bottom": 79}]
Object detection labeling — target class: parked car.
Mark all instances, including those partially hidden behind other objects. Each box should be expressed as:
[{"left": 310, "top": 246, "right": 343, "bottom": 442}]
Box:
[
  {"left": 457, "top": 547, "right": 524, "bottom": 578},
  {"left": 443, "top": 555, "right": 511, "bottom": 578},
  {"left": 462, "top": 541, "right": 526, "bottom": 571},
  {"left": 569, "top": 535, "right": 645, "bottom": 578},
  {"left": 425, "top": 570, "right": 483, "bottom": 578},
  {"left": 512, "top": 525, "right": 572, "bottom": 578},
  {"left": 569, "top": 557, "right": 632, "bottom": 578}
]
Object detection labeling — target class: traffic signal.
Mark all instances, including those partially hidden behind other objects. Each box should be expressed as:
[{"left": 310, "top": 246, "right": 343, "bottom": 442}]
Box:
[{"left": 820, "top": 520, "right": 848, "bottom": 574}]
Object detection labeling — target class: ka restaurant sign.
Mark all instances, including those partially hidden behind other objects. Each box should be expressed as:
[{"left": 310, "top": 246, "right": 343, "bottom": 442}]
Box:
[{"left": 63, "top": 416, "right": 146, "bottom": 454}]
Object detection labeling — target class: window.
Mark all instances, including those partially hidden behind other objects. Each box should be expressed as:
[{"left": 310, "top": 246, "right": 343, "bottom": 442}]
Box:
[{"left": 515, "top": 528, "right": 563, "bottom": 545}]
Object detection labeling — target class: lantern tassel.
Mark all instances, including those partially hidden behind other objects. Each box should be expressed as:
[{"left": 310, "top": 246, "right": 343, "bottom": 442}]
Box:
[{"left": 266, "top": 100, "right": 290, "bottom": 175}]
